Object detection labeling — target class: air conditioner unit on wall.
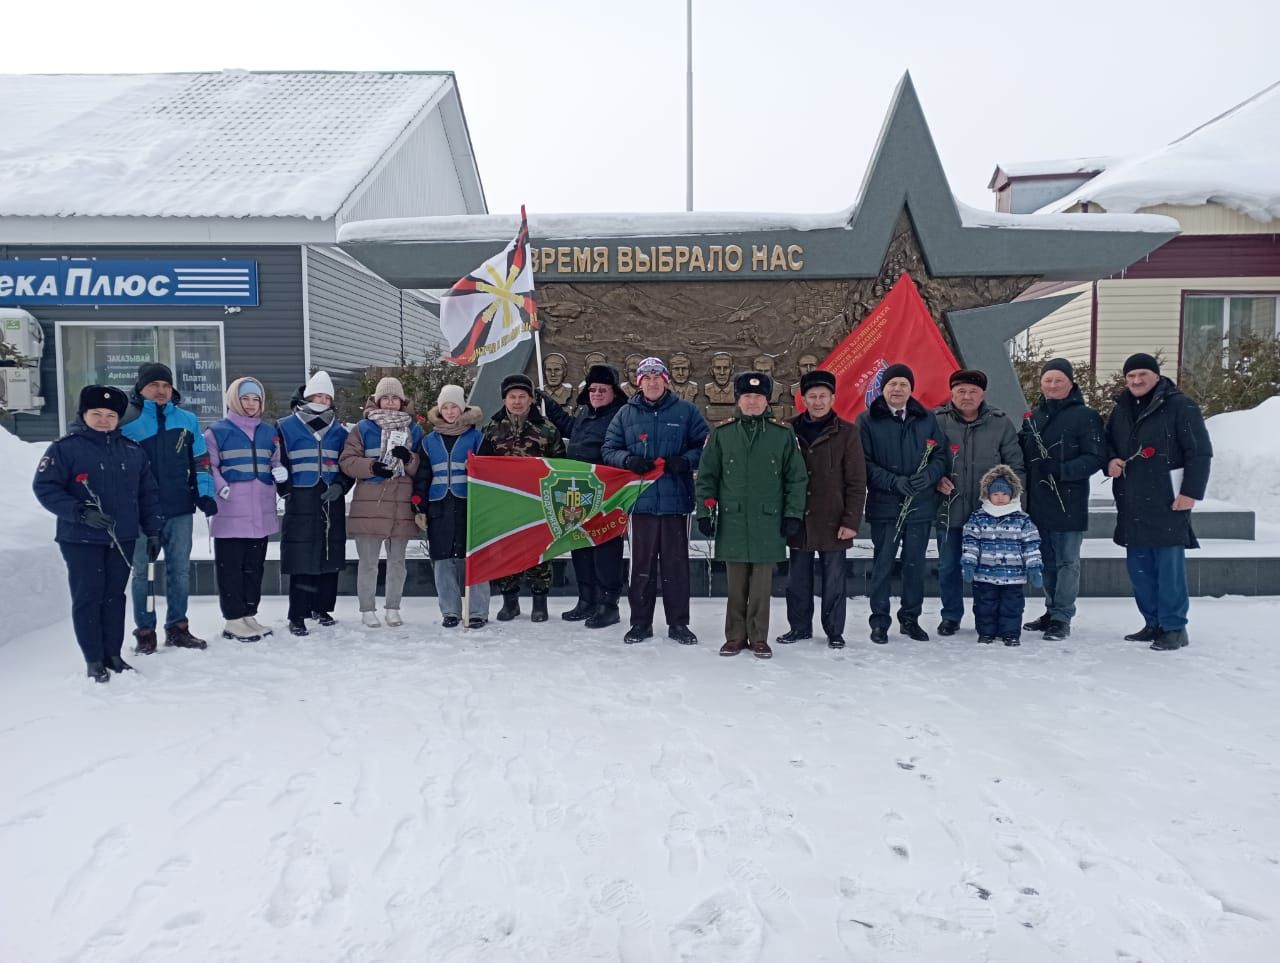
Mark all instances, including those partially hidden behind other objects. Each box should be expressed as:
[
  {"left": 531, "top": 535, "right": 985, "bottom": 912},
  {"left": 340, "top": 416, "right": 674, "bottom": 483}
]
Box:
[{"left": 1, "top": 309, "right": 46, "bottom": 414}]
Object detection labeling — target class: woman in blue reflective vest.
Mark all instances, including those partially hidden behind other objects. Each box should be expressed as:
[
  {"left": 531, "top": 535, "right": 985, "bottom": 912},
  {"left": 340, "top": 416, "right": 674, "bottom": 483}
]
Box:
[
  {"left": 275, "top": 371, "right": 352, "bottom": 636},
  {"left": 204, "top": 377, "right": 285, "bottom": 643},
  {"left": 414, "top": 384, "right": 489, "bottom": 629}
]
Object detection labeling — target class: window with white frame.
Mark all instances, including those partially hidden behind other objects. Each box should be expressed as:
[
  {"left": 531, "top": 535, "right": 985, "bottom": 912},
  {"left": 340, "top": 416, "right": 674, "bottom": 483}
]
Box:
[{"left": 1182, "top": 294, "right": 1280, "bottom": 371}]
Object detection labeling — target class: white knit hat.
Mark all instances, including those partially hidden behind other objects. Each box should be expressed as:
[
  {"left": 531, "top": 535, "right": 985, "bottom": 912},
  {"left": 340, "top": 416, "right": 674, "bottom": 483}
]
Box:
[
  {"left": 303, "top": 370, "right": 335, "bottom": 400},
  {"left": 437, "top": 384, "right": 466, "bottom": 410},
  {"left": 374, "top": 376, "right": 406, "bottom": 403}
]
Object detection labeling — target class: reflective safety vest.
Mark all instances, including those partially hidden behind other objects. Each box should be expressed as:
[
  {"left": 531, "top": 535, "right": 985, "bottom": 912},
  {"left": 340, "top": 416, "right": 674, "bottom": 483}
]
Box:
[
  {"left": 423, "top": 427, "right": 482, "bottom": 500},
  {"left": 210, "top": 419, "right": 276, "bottom": 485},
  {"left": 279, "top": 414, "right": 347, "bottom": 488},
  {"left": 356, "top": 419, "right": 423, "bottom": 485}
]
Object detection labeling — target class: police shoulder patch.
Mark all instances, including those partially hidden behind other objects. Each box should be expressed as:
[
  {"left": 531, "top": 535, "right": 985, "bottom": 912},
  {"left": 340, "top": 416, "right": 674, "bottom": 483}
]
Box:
[{"left": 37, "top": 454, "right": 52, "bottom": 473}]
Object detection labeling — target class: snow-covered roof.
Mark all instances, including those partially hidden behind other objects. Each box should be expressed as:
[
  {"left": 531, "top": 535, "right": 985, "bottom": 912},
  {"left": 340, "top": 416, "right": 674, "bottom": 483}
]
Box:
[
  {"left": 0, "top": 71, "right": 454, "bottom": 220},
  {"left": 338, "top": 202, "right": 1178, "bottom": 245},
  {"left": 1039, "top": 81, "right": 1280, "bottom": 223},
  {"left": 987, "top": 156, "right": 1118, "bottom": 188}
]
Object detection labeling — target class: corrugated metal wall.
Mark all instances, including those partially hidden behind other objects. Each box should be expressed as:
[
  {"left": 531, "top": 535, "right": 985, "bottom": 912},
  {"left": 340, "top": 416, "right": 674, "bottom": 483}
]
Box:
[
  {"left": 304, "top": 246, "right": 442, "bottom": 409},
  {"left": 1133, "top": 205, "right": 1280, "bottom": 237},
  {"left": 4, "top": 245, "right": 304, "bottom": 442}
]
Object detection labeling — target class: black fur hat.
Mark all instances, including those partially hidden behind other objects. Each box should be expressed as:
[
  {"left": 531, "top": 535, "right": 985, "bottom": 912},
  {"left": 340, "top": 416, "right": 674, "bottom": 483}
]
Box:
[
  {"left": 734, "top": 371, "right": 774, "bottom": 400},
  {"left": 576, "top": 364, "right": 623, "bottom": 405},
  {"left": 799, "top": 370, "right": 836, "bottom": 394},
  {"left": 78, "top": 384, "right": 129, "bottom": 418},
  {"left": 501, "top": 373, "right": 535, "bottom": 397}
]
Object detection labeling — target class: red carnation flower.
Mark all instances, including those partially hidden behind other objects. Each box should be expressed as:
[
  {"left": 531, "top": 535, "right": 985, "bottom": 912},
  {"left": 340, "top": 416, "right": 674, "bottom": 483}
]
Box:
[
  {"left": 1140, "top": 446, "right": 1156, "bottom": 458},
  {"left": 1023, "top": 410, "right": 1033, "bottom": 420},
  {"left": 75, "top": 473, "right": 89, "bottom": 483},
  {"left": 639, "top": 433, "right": 649, "bottom": 441},
  {"left": 950, "top": 443, "right": 960, "bottom": 454},
  {"left": 410, "top": 494, "right": 422, "bottom": 505},
  {"left": 704, "top": 498, "right": 717, "bottom": 509}
]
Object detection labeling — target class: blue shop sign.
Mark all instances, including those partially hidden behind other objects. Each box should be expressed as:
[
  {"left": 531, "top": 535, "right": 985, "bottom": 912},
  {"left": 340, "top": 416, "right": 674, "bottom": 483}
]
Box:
[{"left": 0, "top": 259, "right": 259, "bottom": 306}]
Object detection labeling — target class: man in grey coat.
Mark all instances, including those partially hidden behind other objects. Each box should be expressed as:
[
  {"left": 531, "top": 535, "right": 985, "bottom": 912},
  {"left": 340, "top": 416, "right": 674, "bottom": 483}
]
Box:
[{"left": 934, "top": 369, "right": 1025, "bottom": 636}]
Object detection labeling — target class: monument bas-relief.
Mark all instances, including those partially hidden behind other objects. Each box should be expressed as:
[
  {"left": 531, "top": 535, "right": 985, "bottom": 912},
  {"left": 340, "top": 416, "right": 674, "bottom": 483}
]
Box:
[{"left": 532, "top": 212, "right": 1032, "bottom": 422}]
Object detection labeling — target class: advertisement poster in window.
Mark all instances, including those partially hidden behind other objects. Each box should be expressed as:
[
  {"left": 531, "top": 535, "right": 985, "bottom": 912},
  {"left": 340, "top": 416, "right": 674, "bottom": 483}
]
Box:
[
  {"left": 92, "top": 328, "right": 157, "bottom": 393},
  {"left": 173, "top": 328, "right": 224, "bottom": 423}
]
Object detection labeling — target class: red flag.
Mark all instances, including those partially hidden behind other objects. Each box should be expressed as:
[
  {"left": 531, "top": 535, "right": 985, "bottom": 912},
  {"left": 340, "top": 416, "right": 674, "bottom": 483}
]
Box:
[{"left": 797, "top": 273, "right": 958, "bottom": 421}]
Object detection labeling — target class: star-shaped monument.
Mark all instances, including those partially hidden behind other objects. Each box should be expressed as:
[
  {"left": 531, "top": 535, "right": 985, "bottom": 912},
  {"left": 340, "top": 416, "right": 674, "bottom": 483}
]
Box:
[{"left": 340, "top": 73, "right": 1177, "bottom": 417}]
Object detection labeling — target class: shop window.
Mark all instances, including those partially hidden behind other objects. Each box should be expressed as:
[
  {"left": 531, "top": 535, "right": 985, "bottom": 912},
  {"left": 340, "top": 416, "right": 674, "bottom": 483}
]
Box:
[
  {"left": 56, "top": 323, "right": 225, "bottom": 431},
  {"left": 1181, "top": 294, "right": 1280, "bottom": 371}
]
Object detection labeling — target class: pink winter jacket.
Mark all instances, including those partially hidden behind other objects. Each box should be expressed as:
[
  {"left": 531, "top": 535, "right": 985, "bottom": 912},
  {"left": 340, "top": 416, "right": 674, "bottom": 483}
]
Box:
[{"left": 203, "top": 412, "right": 282, "bottom": 540}]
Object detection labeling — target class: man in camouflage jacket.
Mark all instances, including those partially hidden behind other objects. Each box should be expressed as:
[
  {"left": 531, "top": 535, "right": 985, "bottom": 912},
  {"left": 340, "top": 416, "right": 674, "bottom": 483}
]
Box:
[{"left": 477, "top": 373, "right": 566, "bottom": 620}]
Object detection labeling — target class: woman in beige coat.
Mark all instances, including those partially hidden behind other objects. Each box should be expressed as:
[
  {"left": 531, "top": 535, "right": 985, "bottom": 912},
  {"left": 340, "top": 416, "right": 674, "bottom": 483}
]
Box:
[{"left": 338, "top": 377, "right": 424, "bottom": 627}]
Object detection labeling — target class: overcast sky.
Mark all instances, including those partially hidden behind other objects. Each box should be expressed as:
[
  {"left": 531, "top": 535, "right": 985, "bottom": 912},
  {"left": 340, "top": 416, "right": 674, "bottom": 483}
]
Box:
[{"left": 6, "top": 0, "right": 1277, "bottom": 216}]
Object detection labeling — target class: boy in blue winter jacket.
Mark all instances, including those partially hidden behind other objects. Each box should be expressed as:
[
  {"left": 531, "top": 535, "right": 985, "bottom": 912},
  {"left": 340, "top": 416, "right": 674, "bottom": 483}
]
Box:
[{"left": 961, "top": 465, "right": 1042, "bottom": 646}]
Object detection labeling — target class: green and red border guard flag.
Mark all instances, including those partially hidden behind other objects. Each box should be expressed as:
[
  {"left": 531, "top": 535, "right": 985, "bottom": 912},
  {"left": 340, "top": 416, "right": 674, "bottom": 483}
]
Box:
[
  {"left": 465, "top": 454, "right": 662, "bottom": 586},
  {"left": 440, "top": 205, "right": 540, "bottom": 366},
  {"left": 796, "top": 272, "right": 958, "bottom": 421}
]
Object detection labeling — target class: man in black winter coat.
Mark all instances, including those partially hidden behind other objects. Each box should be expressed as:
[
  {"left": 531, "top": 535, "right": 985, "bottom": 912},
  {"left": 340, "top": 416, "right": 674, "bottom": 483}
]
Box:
[
  {"left": 538, "top": 364, "right": 629, "bottom": 629},
  {"left": 1019, "top": 359, "right": 1105, "bottom": 642},
  {"left": 856, "top": 363, "right": 948, "bottom": 643},
  {"left": 1105, "top": 353, "right": 1212, "bottom": 651}
]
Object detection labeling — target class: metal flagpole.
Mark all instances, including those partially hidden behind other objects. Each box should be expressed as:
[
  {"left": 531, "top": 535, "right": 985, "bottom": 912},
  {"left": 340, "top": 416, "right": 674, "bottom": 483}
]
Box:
[{"left": 686, "top": 0, "right": 693, "bottom": 212}]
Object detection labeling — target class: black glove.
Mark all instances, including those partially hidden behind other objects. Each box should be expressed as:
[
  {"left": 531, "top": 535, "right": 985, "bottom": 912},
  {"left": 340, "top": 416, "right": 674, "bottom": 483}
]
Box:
[
  {"left": 907, "top": 472, "right": 933, "bottom": 495},
  {"left": 390, "top": 445, "right": 413, "bottom": 463},
  {"left": 624, "top": 455, "right": 656, "bottom": 474},
  {"left": 664, "top": 454, "right": 691, "bottom": 476},
  {"left": 197, "top": 495, "right": 220, "bottom": 517},
  {"left": 1041, "top": 457, "right": 1061, "bottom": 478},
  {"left": 370, "top": 462, "right": 395, "bottom": 478},
  {"left": 892, "top": 475, "right": 914, "bottom": 497},
  {"left": 781, "top": 516, "right": 804, "bottom": 538},
  {"left": 697, "top": 515, "right": 715, "bottom": 538},
  {"left": 146, "top": 535, "right": 163, "bottom": 562},
  {"left": 320, "top": 481, "right": 346, "bottom": 502},
  {"left": 80, "top": 505, "right": 115, "bottom": 530}
]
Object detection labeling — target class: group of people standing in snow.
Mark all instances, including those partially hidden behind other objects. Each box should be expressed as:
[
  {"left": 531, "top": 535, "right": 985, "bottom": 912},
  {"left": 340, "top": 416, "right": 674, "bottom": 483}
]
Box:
[{"left": 33, "top": 348, "right": 1212, "bottom": 682}]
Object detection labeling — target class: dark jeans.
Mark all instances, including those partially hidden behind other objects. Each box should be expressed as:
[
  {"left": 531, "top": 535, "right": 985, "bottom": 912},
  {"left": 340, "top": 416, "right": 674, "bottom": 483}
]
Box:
[
  {"left": 785, "top": 548, "right": 847, "bottom": 639},
  {"left": 628, "top": 514, "right": 691, "bottom": 628},
  {"left": 935, "top": 526, "right": 966, "bottom": 622},
  {"left": 287, "top": 571, "right": 339, "bottom": 621},
  {"left": 131, "top": 513, "right": 193, "bottom": 629},
  {"left": 869, "top": 521, "right": 930, "bottom": 631},
  {"left": 571, "top": 538, "right": 625, "bottom": 598},
  {"left": 60, "top": 540, "right": 135, "bottom": 665},
  {"left": 972, "top": 581, "right": 1025, "bottom": 639},
  {"left": 725, "top": 561, "right": 773, "bottom": 642},
  {"left": 1040, "top": 530, "right": 1083, "bottom": 623},
  {"left": 1125, "top": 546, "right": 1189, "bottom": 630},
  {"left": 213, "top": 537, "right": 269, "bottom": 620}
]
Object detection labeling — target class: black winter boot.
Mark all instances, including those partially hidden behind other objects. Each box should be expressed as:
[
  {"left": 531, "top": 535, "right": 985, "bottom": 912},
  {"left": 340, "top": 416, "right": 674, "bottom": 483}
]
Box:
[
  {"left": 105, "top": 655, "right": 134, "bottom": 673},
  {"left": 584, "top": 592, "right": 621, "bottom": 629},
  {"left": 133, "top": 627, "right": 157, "bottom": 655},
  {"left": 530, "top": 593, "right": 549, "bottom": 623},
  {"left": 164, "top": 621, "right": 208, "bottom": 650},
  {"left": 497, "top": 592, "right": 521, "bottom": 621},
  {"left": 86, "top": 662, "right": 110, "bottom": 683},
  {"left": 561, "top": 587, "right": 596, "bottom": 621}
]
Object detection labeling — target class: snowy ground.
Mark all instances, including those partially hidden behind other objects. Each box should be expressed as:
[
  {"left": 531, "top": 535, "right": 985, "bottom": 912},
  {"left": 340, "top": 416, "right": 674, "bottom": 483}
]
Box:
[{"left": 3, "top": 595, "right": 1278, "bottom": 963}]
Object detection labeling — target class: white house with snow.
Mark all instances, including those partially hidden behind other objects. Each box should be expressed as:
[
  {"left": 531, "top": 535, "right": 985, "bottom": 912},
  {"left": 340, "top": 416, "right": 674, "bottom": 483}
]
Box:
[
  {"left": 0, "top": 70, "right": 486, "bottom": 439},
  {"left": 990, "top": 80, "right": 1280, "bottom": 381}
]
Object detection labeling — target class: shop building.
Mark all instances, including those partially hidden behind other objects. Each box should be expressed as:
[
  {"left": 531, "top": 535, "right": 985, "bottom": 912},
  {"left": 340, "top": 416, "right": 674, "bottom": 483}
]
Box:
[{"left": 0, "top": 70, "right": 486, "bottom": 439}]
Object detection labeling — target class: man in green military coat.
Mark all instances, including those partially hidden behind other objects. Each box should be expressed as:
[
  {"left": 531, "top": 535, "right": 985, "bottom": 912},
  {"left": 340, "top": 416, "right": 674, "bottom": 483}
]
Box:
[{"left": 696, "top": 371, "right": 808, "bottom": 659}]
